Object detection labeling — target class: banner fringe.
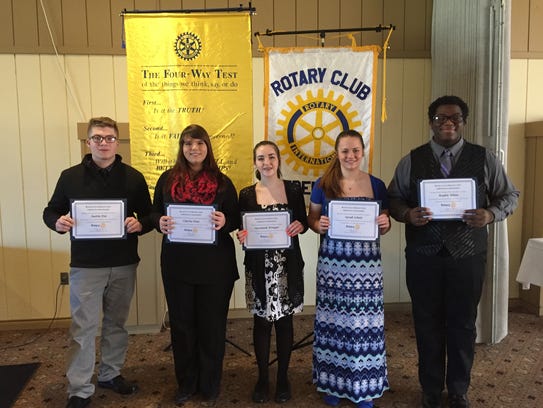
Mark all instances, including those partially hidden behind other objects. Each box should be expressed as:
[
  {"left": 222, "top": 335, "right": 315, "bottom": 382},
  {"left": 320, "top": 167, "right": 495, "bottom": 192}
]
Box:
[{"left": 381, "top": 28, "right": 394, "bottom": 123}]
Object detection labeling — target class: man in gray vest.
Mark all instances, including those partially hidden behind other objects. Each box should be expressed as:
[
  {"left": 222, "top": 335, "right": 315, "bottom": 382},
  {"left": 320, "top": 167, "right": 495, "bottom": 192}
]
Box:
[{"left": 387, "top": 95, "right": 519, "bottom": 408}]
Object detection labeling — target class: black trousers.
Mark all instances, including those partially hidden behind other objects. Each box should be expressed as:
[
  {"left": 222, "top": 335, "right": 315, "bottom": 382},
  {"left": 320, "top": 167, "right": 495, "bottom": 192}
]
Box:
[
  {"left": 405, "top": 248, "right": 486, "bottom": 396},
  {"left": 162, "top": 273, "right": 235, "bottom": 399}
]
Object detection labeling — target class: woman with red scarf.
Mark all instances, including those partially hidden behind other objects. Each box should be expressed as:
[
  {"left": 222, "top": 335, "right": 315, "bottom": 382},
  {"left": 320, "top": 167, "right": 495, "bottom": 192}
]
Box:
[{"left": 151, "top": 124, "right": 240, "bottom": 407}]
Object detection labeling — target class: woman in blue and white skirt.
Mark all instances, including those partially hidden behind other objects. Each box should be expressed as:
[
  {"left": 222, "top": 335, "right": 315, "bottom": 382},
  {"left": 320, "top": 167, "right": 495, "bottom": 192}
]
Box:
[{"left": 308, "top": 130, "right": 391, "bottom": 408}]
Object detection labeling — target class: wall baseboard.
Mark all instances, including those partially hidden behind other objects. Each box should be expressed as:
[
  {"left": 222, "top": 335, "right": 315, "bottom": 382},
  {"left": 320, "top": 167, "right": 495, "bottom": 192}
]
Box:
[
  {"left": 1, "top": 299, "right": 534, "bottom": 332},
  {"left": 0, "top": 318, "right": 71, "bottom": 331}
]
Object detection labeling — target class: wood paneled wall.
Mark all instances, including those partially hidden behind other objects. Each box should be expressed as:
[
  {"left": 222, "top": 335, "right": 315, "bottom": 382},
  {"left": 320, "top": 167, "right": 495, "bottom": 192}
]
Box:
[
  {"left": 4, "top": 54, "right": 537, "bottom": 326},
  {"left": 522, "top": 122, "right": 543, "bottom": 244},
  {"left": 0, "top": 53, "right": 434, "bottom": 325},
  {"left": 0, "top": 0, "right": 542, "bottom": 326},
  {"left": 0, "top": 53, "right": 166, "bottom": 327},
  {"left": 3, "top": 1, "right": 543, "bottom": 58},
  {"left": 1, "top": 0, "right": 432, "bottom": 57},
  {"left": 511, "top": 0, "right": 543, "bottom": 58},
  {"left": 517, "top": 122, "right": 543, "bottom": 313}
]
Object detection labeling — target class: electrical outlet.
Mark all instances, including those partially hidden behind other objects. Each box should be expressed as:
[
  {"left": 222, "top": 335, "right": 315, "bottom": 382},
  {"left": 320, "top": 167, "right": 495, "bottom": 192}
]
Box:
[{"left": 60, "top": 272, "right": 69, "bottom": 285}]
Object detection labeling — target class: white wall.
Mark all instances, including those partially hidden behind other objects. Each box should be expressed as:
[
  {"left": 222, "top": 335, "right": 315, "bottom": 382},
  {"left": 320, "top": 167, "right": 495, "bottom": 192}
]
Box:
[{"left": 1, "top": 53, "right": 532, "bottom": 325}]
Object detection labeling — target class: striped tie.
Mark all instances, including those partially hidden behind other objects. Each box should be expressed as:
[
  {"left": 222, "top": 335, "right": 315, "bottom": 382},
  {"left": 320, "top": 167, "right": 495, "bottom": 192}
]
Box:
[{"left": 440, "top": 149, "right": 453, "bottom": 177}]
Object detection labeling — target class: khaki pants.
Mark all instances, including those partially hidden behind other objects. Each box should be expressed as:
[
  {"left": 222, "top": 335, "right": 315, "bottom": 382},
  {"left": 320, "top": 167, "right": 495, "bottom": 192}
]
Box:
[{"left": 66, "top": 264, "right": 137, "bottom": 399}]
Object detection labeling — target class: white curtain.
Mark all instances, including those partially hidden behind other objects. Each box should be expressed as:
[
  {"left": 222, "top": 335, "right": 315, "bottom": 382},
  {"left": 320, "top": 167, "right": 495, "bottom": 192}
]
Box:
[{"left": 431, "top": 0, "right": 511, "bottom": 343}]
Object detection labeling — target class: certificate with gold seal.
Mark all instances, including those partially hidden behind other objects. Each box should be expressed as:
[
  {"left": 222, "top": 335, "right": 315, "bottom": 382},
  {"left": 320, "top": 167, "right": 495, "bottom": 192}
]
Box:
[
  {"left": 166, "top": 203, "right": 217, "bottom": 244},
  {"left": 242, "top": 211, "right": 292, "bottom": 250},
  {"left": 71, "top": 199, "right": 126, "bottom": 240},
  {"left": 419, "top": 178, "right": 476, "bottom": 220},
  {"left": 327, "top": 200, "right": 380, "bottom": 241}
]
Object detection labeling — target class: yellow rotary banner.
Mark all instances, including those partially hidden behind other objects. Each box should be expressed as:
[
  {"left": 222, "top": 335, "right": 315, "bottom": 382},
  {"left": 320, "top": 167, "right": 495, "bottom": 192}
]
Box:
[{"left": 124, "top": 12, "right": 253, "bottom": 193}]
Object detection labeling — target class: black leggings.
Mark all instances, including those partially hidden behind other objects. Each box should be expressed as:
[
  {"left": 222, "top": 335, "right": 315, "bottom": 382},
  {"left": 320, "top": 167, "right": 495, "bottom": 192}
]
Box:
[{"left": 253, "top": 314, "right": 293, "bottom": 386}]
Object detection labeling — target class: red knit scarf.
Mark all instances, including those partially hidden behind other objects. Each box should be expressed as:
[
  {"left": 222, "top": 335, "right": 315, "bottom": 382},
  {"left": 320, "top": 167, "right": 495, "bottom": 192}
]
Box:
[{"left": 170, "top": 171, "right": 217, "bottom": 204}]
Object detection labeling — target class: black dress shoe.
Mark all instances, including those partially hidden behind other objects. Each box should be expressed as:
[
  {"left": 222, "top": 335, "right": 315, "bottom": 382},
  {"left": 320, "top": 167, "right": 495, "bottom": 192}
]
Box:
[
  {"left": 275, "top": 381, "right": 291, "bottom": 404},
  {"left": 66, "top": 396, "right": 91, "bottom": 408},
  {"left": 251, "top": 381, "right": 269, "bottom": 403},
  {"left": 97, "top": 375, "right": 138, "bottom": 395},
  {"left": 422, "top": 392, "right": 441, "bottom": 408},
  {"left": 175, "top": 389, "right": 195, "bottom": 406},
  {"left": 448, "top": 394, "right": 469, "bottom": 408},
  {"left": 201, "top": 399, "right": 217, "bottom": 407}
]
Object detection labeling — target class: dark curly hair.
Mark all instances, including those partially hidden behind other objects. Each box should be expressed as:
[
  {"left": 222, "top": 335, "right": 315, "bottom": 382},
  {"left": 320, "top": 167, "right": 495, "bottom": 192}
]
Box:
[{"left": 428, "top": 95, "right": 469, "bottom": 122}]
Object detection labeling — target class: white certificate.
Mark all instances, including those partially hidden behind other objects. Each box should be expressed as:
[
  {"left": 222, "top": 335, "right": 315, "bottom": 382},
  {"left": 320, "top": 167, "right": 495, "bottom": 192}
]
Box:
[
  {"left": 242, "top": 211, "right": 291, "bottom": 250},
  {"left": 166, "top": 203, "right": 217, "bottom": 244},
  {"left": 328, "top": 200, "right": 380, "bottom": 241},
  {"left": 419, "top": 178, "right": 477, "bottom": 220},
  {"left": 71, "top": 199, "right": 126, "bottom": 240}
]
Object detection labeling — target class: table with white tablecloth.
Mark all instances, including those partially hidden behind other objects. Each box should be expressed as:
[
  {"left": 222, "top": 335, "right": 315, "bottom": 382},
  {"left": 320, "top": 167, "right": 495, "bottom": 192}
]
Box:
[{"left": 516, "top": 238, "right": 543, "bottom": 290}]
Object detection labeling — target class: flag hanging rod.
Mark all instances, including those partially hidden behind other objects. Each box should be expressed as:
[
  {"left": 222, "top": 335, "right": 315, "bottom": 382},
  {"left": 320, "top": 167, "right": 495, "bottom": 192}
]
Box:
[
  {"left": 254, "top": 24, "right": 395, "bottom": 38},
  {"left": 121, "top": 3, "right": 255, "bottom": 15}
]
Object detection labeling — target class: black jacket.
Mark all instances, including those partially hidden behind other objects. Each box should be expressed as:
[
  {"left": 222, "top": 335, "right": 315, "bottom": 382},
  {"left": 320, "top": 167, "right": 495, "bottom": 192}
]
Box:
[
  {"left": 151, "top": 169, "right": 240, "bottom": 284},
  {"left": 43, "top": 154, "right": 153, "bottom": 267}
]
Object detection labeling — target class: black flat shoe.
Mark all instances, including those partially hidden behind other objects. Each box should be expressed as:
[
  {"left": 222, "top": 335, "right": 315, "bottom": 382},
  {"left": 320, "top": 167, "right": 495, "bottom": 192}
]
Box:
[
  {"left": 252, "top": 381, "right": 269, "bottom": 403},
  {"left": 275, "top": 381, "right": 291, "bottom": 404}
]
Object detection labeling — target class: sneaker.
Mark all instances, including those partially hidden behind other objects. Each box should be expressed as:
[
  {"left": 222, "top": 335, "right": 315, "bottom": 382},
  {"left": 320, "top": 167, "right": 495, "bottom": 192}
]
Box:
[
  {"left": 66, "top": 396, "right": 91, "bottom": 408},
  {"left": 323, "top": 394, "right": 341, "bottom": 406},
  {"left": 97, "top": 375, "right": 138, "bottom": 395},
  {"left": 356, "top": 400, "right": 374, "bottom": 408}
]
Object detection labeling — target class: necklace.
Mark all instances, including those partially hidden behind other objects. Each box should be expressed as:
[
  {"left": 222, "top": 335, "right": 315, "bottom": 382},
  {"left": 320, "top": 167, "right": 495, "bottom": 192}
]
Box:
[{"left": 342, "top": 178, "right": 360, "bottom": 191}]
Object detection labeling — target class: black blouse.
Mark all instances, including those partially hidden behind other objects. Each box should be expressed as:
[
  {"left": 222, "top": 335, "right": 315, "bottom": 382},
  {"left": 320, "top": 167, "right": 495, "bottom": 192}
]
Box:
[{"left": 238, "top": 180, "right": 308, "bottom": 308}]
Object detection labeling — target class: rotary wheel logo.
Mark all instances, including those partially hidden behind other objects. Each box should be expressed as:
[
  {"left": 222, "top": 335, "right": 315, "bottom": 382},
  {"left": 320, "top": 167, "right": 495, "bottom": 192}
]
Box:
[
  {"left": 276, "top": 89, "right": 362, "bottom": 176},
  {"left": 174, "top": 32, "right": 202, "bottom": 60}
]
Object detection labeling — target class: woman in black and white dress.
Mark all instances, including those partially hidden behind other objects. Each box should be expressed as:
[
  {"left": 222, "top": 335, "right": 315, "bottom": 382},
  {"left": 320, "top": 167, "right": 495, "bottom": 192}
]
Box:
[{"left": 237, "top": 140, "right": 308, "bottom": 404}]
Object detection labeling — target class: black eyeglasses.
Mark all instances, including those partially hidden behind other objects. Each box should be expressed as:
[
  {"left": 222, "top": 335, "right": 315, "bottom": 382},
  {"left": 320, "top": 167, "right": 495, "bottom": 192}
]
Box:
[
  {"left": 89, "top": 135, "right": 117, "bottom": 144},
  {"left": 432, "top": 114, "right": 464, "bottom": 125}
]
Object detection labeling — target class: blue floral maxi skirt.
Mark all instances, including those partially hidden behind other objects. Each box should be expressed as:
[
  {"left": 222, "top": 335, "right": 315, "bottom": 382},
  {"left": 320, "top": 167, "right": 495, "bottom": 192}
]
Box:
[{"left": 312, "top": 236, "right": 389, "bottom": 403}]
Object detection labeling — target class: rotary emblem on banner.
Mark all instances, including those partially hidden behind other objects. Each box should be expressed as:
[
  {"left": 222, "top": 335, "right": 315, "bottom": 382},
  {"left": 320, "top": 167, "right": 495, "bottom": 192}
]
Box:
[
  {"left": 174, "top": 32, "right": 202, "bottom": 60},
  {"left": 276, "top": 89, "right": 362, "bottom": 177}
]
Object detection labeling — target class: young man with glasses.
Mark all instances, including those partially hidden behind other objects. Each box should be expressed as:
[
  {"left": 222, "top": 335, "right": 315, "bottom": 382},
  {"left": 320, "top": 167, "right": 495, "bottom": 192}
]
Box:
[
  {"left": 387, "top": 96, "right": 519, "bottom": 408},
  {"left": 43, "top": 117, "right": 153, "bottom": 408}
]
